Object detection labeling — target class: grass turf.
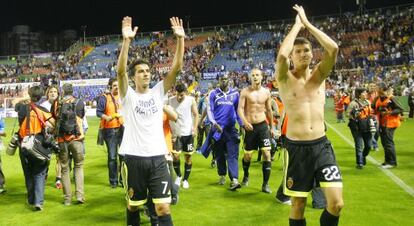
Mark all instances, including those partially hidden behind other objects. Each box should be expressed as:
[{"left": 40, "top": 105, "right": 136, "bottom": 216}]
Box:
[{"left": 0, "top": 98, "right": 413, "bottom": 226}]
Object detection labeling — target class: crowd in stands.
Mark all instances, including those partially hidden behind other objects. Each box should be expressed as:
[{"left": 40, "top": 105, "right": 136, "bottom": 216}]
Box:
[
  {"left": 0, "top": 3, "right": 413, "bottom": 104},
  {"left": 326, "top": 64, "right": 414, "bottom": 98},
  {"left": 0, "top": 50, "right": 84, "bottom": 83},
  {"left": 324, "top": 7, "right": 414, "bottom": 69}
]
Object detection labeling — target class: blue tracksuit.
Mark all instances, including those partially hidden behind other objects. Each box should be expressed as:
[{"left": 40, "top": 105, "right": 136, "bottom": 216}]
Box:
[{"left": 203, "top": 87, "right": 242, "bottom": 180}]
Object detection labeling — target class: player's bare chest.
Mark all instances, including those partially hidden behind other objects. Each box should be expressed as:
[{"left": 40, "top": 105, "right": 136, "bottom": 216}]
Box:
[{"left": 246, "top": 90, "right": 267, "bottom": 104}]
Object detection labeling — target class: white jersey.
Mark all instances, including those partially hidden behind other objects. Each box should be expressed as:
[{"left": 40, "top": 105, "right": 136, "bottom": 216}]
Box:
[
  {"left": 168, "top": 95, "right": 194, "bottom": 136},
  {"left": 119, "top": 82, "right": 168, "bottom": 157}
]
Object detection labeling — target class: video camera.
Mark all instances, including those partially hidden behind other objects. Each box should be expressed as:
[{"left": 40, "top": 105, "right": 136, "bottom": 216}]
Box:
[
  {"left": 351, "top": 108, "right": 363, "bottom": 119},
  {"left": 43, "top": 132, "right": 60, "bottom": 154}
]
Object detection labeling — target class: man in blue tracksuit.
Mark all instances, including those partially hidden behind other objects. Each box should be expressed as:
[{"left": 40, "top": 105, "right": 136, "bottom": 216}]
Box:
[{"left": 205, "top": 74, "right": 243, "bottom": 190}]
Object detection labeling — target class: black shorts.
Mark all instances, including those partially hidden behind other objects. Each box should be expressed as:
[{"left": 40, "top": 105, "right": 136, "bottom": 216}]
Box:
[
  {"left": 173, "top": 135, "right": 194, "bottom": 155},
  {"left": 121, "top": 155, "right": 171, "bottom": 206},
  {"left": 244, "top": 121, "right": 272, "bottom": 152},
  {"left": 283, "top": 136, "right": 343, "bottom": 197}
]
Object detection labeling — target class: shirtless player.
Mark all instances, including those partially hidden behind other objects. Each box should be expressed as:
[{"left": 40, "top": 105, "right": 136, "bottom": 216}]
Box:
[
  {"left": 276, "top": 5, "right": 344, "bottom": 226},
  {"left": 238, "top": 68, "right": 274, "bottom": 193}
]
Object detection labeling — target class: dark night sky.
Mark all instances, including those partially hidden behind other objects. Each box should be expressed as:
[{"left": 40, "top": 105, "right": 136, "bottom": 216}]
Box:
[{"left": 1, "top": 0, "right": 413, "bottom": 37}]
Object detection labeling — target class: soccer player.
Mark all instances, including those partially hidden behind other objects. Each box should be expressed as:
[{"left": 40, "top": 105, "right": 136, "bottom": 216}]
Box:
[
  {"left": 117, "top": 16, "right": 184, "bottom": 226},
  {"left": 206, "top": 73, "right": 243, "bottom": 190},
  {"left": 238, "top": 68, "right": 275, "bottom": 193},
  {"left": 168, "top": 83, "right": 198, "bottom": 189},
  {"left": 276, "top": 5, "right": 343, "bottom": 226}
]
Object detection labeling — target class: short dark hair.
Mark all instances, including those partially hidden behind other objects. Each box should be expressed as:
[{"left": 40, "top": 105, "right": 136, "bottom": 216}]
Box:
[
  {"left": 29, "top": 86, "right": 44, "bottom": 102},
  {"left": 108, "top": 77, "right": 117, "bottom": 87},
  {"left": 294, "top": 37, "right": 311, "bottom": 47},
  {"left": 175, "top": 83, "right": 187, "bottom": 93},
  {"left": 354, "top": 87, "right": 366, "bottom": 98},
  {"left": 128, "top": 59, "right": 150, "bottom": 77},
  {"left": 62, "top": 83, "right": 73, "bottom": 95}
]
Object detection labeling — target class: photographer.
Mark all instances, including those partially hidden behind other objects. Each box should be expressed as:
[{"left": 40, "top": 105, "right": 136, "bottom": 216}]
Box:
[
  {"left": 374, "top": 83, "right": 404, "bottom": 169},
  {"left": 15, "top": 86, "right": 55, "bottom": 211},
  {"left": 51, "top": 83, "right": 85, "bottom": 205},
  {"left": 347, "top": 88, "right": 373, "bottom": 169}
]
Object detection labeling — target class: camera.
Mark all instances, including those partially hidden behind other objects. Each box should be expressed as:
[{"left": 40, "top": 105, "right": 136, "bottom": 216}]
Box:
[
  {"left": 43, "top": 133, "right": 60, "bottom": 153},
  {"left": 6, "top": 133, "right": 19, "bottom": 156},
  {"left": 351, "top": 108, "right": 363, "bottom": 119}
]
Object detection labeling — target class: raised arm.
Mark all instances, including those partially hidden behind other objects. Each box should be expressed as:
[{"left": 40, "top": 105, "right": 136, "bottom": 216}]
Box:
[
  {"left": 293, "top": 5, "right": 338, "bottom": 80},
  {"left": 276, "top": 15, "right": 304, "bottom": 82},
  {"left": 117, "top": 16, "right": 138, "bottom": 98},
  {"left": 163, "top": 17, "right": 185, "bottom": 93}
]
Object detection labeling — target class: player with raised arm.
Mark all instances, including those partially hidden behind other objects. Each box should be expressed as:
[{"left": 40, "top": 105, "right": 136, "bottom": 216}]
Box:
[
  {"left": 276, "top": 5, "right": 343, "bottom": 226},
  {"left": 117, "top": 16, "right": 184, "bottom": 226}
]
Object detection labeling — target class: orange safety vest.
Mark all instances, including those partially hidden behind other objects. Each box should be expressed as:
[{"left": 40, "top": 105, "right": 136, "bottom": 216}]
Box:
[
  {"left": 163, "top": 113, "right": 173, "bottom": 153},
  {"left": 18, "top": 103, "right": 51, "bottom": 138},
  {"left": 100, "top": 94, "right": 123, "bottom": 129},
  {"left": 334, "top": 95, "right": 345, "bottom": 113},
  {"left": 375, "top": 96, "right": 401, "bottom": 128},
  {"left": 342, "top": 95, "right": 350, "bottom": 106}
]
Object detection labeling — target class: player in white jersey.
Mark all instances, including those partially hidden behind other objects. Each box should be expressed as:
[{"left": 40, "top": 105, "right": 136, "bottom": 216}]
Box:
[
  {"left": 167, "top": 83, "right": 198, "bottom": 189},
  {"left": 117, "top": 16, "right": 185, "bottom": 226}
]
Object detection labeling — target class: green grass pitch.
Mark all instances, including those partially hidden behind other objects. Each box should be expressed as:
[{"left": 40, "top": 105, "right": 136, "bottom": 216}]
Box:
[{"left": 0, "top": 99, "right": 413, "bottom": 226}]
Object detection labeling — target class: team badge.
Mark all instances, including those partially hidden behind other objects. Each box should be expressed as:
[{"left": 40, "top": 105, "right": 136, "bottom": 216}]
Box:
[
  {"left": 287, "top": 177, "right": 294, "bottom": 189},
  {"left": 128, "top": 187, "right": 134, "bottom": 199}
]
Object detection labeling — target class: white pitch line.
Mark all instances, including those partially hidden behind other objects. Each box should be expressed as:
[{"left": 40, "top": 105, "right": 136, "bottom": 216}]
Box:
[{"left": 326, "top": 122, "right": 414, "bottom": 198}]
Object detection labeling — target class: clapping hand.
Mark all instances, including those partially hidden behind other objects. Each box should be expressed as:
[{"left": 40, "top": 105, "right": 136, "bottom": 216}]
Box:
[{"left": 293, "top": 4, "right": 310, "bottom": 27}]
